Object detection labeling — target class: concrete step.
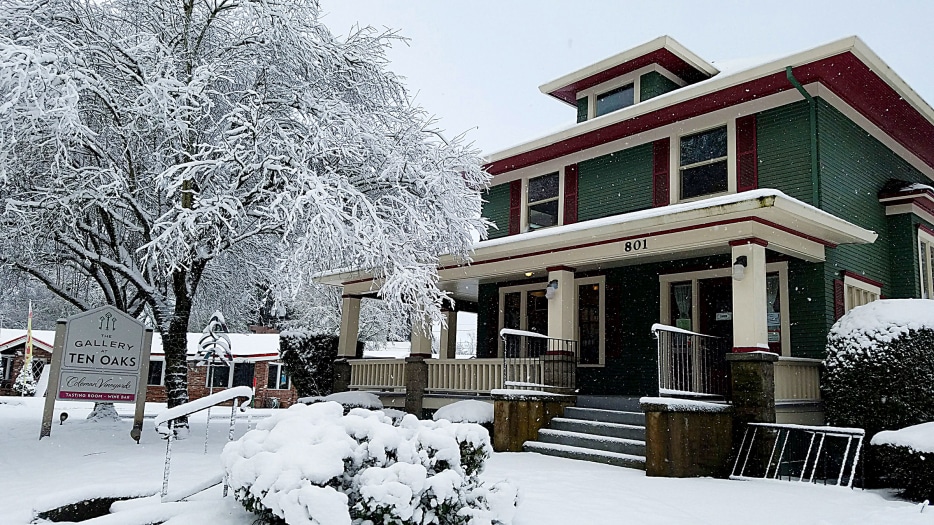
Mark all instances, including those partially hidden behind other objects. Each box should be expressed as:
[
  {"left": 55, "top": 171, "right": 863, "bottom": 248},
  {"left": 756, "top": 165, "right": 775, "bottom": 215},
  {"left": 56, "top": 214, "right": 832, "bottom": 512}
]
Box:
[
  {"left": 549, "top": 417, "right": 646, "bottom": 441},
  {"left": 523, "top": 441, "right": 646, "bottom": 470},
  {"left": 538, "top": 429, "right": 646, "bottom": 456},
  {"left": 576, "top": 395, "right": 643, "bottom": 411},
  {"left": 564, "top": 407, "right": 645, "bottom": 426}
]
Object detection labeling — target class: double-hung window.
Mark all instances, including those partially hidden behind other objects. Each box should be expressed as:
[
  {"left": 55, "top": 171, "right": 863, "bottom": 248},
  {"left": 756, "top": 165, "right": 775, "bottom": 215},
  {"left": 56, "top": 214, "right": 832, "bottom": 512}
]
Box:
[
  {"left": 267, "top": 363, "right": 290, "bottom": 390},
  {"left": 595, "top": 84, "right": 635, "bottom": 117},
  {"left": 679, "top": 126, "right": 729, "bottom": 200},
  {"left": 527, "top": 172, "right": 560, "bottom": 230},
  {"left": 919, "top": 227, "right": 934, "bottom": 298},
  {"left": 147, "top": 360, "right": 165, "bottom": 386}
]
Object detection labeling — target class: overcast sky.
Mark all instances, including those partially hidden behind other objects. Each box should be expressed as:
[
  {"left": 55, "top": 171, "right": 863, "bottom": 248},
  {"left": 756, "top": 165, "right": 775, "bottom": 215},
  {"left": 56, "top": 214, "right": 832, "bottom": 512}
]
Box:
[{"left": 320, "top": 1, "right": 934, "bottom": 156}]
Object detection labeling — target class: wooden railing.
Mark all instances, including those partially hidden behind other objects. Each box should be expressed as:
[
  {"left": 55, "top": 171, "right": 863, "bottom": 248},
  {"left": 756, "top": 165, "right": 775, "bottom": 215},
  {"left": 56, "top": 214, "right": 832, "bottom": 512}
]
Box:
[
  {"left": 427, "top": 359, "right": 503, "bottom": 393},
  {"left": 349, "top": 359, "right": 405, "bottom": 391},
  {"left": 774, "top": 357, "right": 821, "bottom": 402}
]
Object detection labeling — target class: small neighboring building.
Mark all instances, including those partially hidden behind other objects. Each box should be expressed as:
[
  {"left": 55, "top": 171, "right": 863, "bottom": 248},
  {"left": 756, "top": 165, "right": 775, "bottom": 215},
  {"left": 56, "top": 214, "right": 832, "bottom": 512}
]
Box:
[{"left": 0, "top": 329, "right": 298, "bottom": 408}]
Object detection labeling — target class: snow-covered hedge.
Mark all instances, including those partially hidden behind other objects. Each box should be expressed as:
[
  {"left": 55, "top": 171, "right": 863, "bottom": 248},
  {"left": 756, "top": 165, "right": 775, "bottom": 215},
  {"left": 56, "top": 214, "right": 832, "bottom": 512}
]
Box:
[
  {"left": 823, "top": 299, "right": 934, "bottom": 438},
  {"left": 871, "top": 422, "right": 934, "bottom": 502},
  {"left": 222, "top": 402, "right": 518, "bottom": 525},
  {"left": 433, "top": 401, "right": 494, "bottom": 425}
]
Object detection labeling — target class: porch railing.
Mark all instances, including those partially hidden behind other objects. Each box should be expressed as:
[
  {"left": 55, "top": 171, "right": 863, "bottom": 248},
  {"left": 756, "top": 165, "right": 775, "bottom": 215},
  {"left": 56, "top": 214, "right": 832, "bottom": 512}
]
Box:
[
  {"left": 427, "top": 359, "right": 503, "bottom": 393},
  {"left": 652, "top": 323, "right": 731, "bottom": 397},
  {"left": 774, "top": 357, "right": 822, "bottom": 402},
  {"left": 348, "top": 358, "right": 405, "bottom": 391},
  {"left": 500, "top": 329, "right": 577, "bottom": 392}
]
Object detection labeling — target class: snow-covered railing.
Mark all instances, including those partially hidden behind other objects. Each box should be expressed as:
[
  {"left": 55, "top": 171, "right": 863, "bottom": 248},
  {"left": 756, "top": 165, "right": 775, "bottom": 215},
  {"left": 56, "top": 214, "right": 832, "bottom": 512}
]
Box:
[
  {"left": 774, "top": 357, "right": 821, "bottom": 402},
  {"left": 653, "top": 323, "right": 730, "bottom": 397},
  {"left": 500, "top": 329, "right": 576, "bottom": 392},
  {"left": 349, "top": 358, "right": 405, "bottom": 391},
  {"left": 154, "top": 386, "right": 253, "bottom": 501},
  {"left": 428, "top": 358, "right": 504, "bottom": 393}
]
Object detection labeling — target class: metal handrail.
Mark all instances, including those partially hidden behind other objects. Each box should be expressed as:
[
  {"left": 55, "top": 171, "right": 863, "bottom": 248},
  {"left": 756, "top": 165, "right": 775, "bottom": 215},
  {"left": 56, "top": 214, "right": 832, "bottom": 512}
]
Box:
[
  {"left": 653, "top": 323, "right": 730, "bottom": 397},
  {"left": 499, "top": 329, "right": 577, "bottom": 392}
]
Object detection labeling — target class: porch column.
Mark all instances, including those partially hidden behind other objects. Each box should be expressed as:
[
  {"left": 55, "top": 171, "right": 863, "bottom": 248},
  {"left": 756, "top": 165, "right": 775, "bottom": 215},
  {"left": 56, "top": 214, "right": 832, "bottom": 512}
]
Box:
[
  {"left": 730, "top": 240, "right": 769, "bottom": 352},
  {"left": 438, "top": 309, "right": 458, "bottom": 359},
  {"left": 547, "top": 266, "right": 576, "bottom": 341},
  {"left": 410, "top": 316, "right": 434, "bottom": 358},
  {"left": 338, "top": 295, "right": 361, "bottom": 358}
]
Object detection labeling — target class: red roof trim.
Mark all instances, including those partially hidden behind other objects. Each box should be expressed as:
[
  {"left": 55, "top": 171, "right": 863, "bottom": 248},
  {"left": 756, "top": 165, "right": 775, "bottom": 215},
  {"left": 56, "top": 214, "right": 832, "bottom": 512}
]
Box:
[
  {"left": 729, "top": 238, "right": 769, "bottom": 247},
  {"left": 547, "top": 48, "right": 710, "bottom": 105},
  {"left": 0, "top": 334, "right": 54, "bottom": 351},
  {"left": 488, "top": 51, "right": 934, "bottom": 177},
  {"left": 919, "top": 223, "right": 934, "bottom": 237},
  {"left": 841, "top": 270, "right": 884, "bottom": 289}
]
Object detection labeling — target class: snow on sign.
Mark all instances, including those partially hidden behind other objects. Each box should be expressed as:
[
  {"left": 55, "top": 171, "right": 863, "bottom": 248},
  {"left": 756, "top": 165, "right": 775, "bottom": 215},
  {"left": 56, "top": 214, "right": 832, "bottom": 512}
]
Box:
[{"left": 57, "top": 307, "right": 146, "bottom": 402}]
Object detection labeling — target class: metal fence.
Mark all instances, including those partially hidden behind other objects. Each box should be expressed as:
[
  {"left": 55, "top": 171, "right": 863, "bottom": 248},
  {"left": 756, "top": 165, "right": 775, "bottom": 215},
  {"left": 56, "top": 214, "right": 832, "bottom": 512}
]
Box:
[
  {"left": 652, "top": 323, "right": 730, "bottom": 397},
  {"left": 500, "top": 329, "right": 577, "bottom": 392}
]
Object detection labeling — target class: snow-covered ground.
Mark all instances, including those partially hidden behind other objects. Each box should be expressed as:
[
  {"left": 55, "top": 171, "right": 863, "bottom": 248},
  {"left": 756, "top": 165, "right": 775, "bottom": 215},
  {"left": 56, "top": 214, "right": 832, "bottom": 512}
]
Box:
[{"left": 0, "top": 396, "right": 930, "bottom": 525}]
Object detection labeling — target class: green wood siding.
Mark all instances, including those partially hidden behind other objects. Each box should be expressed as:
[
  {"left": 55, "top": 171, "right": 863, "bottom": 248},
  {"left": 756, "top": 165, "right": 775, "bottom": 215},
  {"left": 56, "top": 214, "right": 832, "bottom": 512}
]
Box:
[
  {"left": 577, "top": 98, "right": 588, "bottom": 123},
  {"left": 756, "top": 100, "right": 813, "bottom": 204},
  {"left": 787, "top": 259, "right": 826, "bottom": 359},
  {"left": 639, "top": 71, "right": 679, "bottom": 102},
  {"left": 481, "top": 183, "right": 511, "bottom": 240},
  {"left": 818, "top": 98, "right": 930, "bottom": 336},
  {"left": 577, "top": 144, "right": 653, "bottom": 222}
]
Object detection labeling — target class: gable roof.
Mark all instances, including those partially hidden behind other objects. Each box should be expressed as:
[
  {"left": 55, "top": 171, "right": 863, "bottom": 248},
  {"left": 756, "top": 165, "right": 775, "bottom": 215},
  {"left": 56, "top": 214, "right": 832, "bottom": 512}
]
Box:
[
  {"left": 487, "top": 36, "right": 934, "bottom": 179},
  {"left": 539, "top": 35, "right": 718, "bottom": 105}
]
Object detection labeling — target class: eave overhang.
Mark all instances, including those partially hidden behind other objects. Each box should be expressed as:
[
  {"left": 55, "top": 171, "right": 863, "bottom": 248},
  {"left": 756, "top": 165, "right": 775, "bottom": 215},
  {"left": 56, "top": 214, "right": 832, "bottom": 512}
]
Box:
[
  {"left": 489, "top": 37, "right": 934, "bottom": 179},
  {"left": 539, "top": 35, "right": 718, "bottom": 105},
  {"left": 321, "top": 191, "right": 877, "bottom": 294}
]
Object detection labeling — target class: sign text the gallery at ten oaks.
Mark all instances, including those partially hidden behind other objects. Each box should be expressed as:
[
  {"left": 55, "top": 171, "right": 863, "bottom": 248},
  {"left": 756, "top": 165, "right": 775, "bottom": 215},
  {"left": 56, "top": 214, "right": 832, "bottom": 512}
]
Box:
[{"left": 57, "top": 308, "right": 146, "bottom": 402}]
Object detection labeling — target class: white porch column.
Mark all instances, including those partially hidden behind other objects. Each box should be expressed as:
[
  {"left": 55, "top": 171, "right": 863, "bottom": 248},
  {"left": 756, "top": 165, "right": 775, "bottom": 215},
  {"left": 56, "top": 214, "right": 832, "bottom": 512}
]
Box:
[
  {"left": 410, "top": 316, "right": 434, "bottom": 358},
  {"left": 730, "top": 240, "right": 770, "bottom": 352},
  {"left": 338, "top": 295, "right": 361, "bottom": 358},
  {"left": 438, "top": 310, "right": 458, "bottom": 359},
  {"left": 547, "top": 266, "right": 576, "bottom": 341}
]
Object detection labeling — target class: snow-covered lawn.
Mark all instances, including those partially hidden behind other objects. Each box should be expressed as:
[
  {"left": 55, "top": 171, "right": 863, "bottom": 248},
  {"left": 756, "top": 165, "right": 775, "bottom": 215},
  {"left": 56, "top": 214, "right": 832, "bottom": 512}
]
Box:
[{"left": 0, "top": 396, "right": 930, "bottom": 525}]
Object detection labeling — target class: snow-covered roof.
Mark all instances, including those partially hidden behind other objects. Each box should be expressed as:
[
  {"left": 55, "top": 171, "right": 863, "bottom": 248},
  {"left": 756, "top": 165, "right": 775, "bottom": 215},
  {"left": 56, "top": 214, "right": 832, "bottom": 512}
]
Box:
[
  {"left": 0, "top": 329, "right": 281, "bottom": 361},
  {"left": 485, "top": 36, "right": 934, "bottom": 177}
]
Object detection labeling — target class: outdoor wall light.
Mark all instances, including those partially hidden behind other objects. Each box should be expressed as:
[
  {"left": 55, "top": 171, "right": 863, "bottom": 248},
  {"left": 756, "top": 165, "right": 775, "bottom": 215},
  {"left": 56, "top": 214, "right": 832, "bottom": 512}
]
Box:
[
  {"left": 732, "top": 255, "right": 748, "bottom": 281},
  {"left": 545, "top": 279, "right": 559, "bottom": 300},
  {"left": 525, "top": 271, "right": 534, "bottom": 277}
]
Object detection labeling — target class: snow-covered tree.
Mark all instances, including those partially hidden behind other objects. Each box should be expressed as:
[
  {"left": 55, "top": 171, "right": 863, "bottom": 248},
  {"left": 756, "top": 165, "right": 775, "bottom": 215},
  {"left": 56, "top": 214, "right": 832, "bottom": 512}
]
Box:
[
  {"left": 0, "top": 0, "right": 489, "bottom": 409},
  {"left": 12, "top": 360, "right": 36, "bottom": 396}
]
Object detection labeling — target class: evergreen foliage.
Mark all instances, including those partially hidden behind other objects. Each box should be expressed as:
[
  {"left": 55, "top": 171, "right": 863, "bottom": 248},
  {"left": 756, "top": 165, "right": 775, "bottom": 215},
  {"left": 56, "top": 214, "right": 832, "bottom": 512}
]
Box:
[
  {"left": 871, "top": 443, "right": 934, "bottom": 502},
  {"left": 278, "top": 330, "right": 338, "bottom": 397}
]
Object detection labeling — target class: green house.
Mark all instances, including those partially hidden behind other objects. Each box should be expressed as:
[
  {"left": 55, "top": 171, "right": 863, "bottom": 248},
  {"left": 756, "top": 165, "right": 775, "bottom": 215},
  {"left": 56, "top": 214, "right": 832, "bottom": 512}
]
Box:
[{"left": 323, "top": 36, "right": 934, "bottom": 430}]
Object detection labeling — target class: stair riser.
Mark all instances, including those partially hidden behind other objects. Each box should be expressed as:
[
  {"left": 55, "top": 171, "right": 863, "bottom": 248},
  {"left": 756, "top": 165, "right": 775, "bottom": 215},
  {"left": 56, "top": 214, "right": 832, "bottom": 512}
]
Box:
[
  {"left": 550, "top": 419, "right": 645, "bottom": 440},
  {"left": 523, "top": 443, "right": 646, "bottom": 470},
  {"left": 564, "top": 407, "right": 645, "bottom": 426},
  {"left": 538, "top": 432, "right": 646, "bottom": 456}
]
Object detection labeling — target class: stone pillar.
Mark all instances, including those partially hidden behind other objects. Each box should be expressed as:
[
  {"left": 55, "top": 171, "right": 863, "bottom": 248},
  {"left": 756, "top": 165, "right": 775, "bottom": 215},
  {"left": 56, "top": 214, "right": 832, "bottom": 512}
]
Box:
[
  {"left": 726, "top": 351, "right": 778, "bottom": 477},
  {"left": 338, "top": 296, "right": 362, "bottom": 358},
  {"left": 332, "top": 358, "right": 351, "bottom": 393},
  {"left": 438, "top": 309, "right": 458, "bottom": 360},
  {"left": 404, "top": 356, "right": 428, "bottom": 416},
  {"left": 546, "top": 266, "right": 576, "bottom": 341},
  {"left": 642, "top": 399, "right": 733, "bottom": 478},
  {"left": 730, "top": 240, "right": 769, "bottom": 353},
  {"left": 492, "top": 390, "right": 576, "bottom": 452},
  {"left": 410, "top": 316, "right": 434, "bottom": 358}
]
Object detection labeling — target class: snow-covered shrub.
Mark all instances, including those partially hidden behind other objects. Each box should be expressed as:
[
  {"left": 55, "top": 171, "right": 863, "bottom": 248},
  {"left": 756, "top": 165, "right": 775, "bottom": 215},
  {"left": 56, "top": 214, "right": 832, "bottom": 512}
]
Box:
[
  {"left": 433, "top": 401, "right": 494, "bottom": 425},
  {"left": 279, "top": 331, "right": 338, "bottom": 397},
  {"left": 824, "top": 299, "right": 934, "bottom": 438},
  {"left": 222, "top": 402, "right": 518, "bottom": 525},
  {"left": 298, "top": 391, "right": 384, "bottom": 413},
  {"left": 871, "top": 422, "right": 934, "bottom": 502}
]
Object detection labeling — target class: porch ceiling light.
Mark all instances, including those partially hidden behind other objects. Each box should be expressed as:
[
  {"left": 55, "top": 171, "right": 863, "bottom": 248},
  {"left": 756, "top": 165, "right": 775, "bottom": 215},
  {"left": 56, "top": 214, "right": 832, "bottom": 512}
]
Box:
[
  {"left": 732, "top": 256, "right": 748, "bottom": 281},
  {"left": 525, "top": 271, "right": 534, "bottom": 277},
  {"left": 545, "top": 279, "right": 559, "bottom": 300}
]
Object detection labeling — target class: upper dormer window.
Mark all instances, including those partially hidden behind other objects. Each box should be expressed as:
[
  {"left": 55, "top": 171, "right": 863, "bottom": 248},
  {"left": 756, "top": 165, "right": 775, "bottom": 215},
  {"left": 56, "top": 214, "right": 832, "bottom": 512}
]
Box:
[
  {"left": 528, "top": 172, "right": 560, "bottom": 230},
  {"left": 679, "top": 126, "right": 728, "bottom": 199},
  {"left": 595, "top": 84, "right": 635, "bottom": 117}
]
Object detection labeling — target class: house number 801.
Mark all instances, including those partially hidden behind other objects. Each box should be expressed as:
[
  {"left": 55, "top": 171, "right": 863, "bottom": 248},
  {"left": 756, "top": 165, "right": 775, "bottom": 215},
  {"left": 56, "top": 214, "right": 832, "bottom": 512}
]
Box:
[{"left": 624, "top": 239, "right": 647, "bottom": 252}]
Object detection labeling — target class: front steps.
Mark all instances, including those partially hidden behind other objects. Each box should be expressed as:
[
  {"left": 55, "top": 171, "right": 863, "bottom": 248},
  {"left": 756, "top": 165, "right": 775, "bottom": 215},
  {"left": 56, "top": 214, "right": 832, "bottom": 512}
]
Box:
[{"left": 522, "top": 400, "right": 647, "bottom": 470}]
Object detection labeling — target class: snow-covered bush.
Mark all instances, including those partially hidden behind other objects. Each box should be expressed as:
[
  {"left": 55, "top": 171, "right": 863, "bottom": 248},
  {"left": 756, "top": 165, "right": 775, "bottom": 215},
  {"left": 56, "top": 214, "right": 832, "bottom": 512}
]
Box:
[
  {"left": 871, "top": 422, "right": 934, "bottom": 502},
  {"left": 824, "top": 299, "right": 934, "bottom": 438},
  {"left": 433, "top": 401, "right": 494, "bottom": 425},
  {"left": 298, "top": 391, "right": 384, "bottom": 413},
  {"left": 222, "top": 402, "right": 518, "bottom": 525},
  {"left": 279, "top": 331, "right": 338, "bottom": 397}
]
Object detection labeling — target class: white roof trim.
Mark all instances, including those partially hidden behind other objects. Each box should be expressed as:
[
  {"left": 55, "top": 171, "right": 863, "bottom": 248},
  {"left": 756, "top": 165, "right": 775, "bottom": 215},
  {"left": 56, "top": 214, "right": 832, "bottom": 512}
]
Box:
[
  {"left": 490, "top": 36, "right": 934, "bottom": 169},
  {"left": 537, "top": 35, "right": 718, "bottom": 98}
]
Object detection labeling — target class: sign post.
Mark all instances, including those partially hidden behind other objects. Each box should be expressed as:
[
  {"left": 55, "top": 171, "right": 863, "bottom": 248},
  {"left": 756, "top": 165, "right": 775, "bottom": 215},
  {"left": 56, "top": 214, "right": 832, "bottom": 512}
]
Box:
[{"left": 40, "top": 306, "right": 152, "bottom": 441}]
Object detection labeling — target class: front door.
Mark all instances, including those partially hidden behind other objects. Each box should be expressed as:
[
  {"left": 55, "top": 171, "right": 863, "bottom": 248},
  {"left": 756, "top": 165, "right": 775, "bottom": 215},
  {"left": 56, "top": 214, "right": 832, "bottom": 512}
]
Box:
[{"left": 699, "top": 277, "right": 732, "bottom": 343}]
